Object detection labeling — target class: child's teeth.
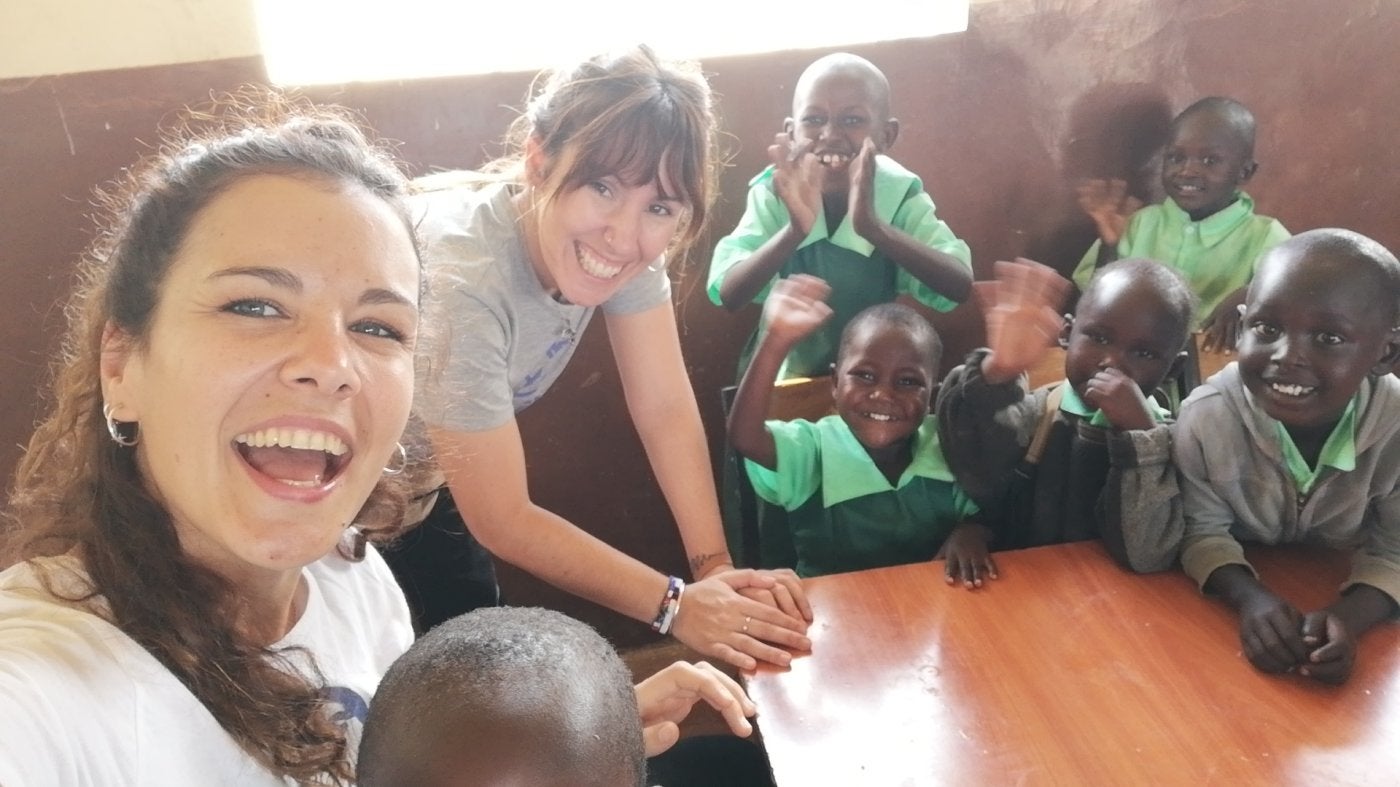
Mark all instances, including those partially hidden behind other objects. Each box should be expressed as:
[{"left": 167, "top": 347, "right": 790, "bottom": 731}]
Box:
[
  {"left": 867, "top": 413, "right": 893, "bottom": 421},
  {"left": 1271, "top": 383, "right": 1313, "bottom": 396}
]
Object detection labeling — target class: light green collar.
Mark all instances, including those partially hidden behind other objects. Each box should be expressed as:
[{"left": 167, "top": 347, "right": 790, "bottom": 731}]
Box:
[
  {"left": 1058, "top": 383, "right": 1170, "bottom": 428},
  {"left": 1162, "top": 192, "right": 1255, "bottom": 247},
  {"left": 1273, "top": 396, "right": 1358, "bottom": 494},
  {"left": 759, "top": 155, "right": 921, "bottom": 258},
  {"left": 820, "top": 415, "right": 954, "bottom": 507}
]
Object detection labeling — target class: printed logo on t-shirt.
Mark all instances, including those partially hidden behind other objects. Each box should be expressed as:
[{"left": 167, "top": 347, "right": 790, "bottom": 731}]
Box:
[{"left": 322, "top": 685, "right": 371, "bottom": 727}]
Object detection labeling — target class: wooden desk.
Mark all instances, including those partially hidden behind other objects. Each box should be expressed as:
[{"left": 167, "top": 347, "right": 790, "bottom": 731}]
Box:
[{"left": 746, "top": 542, "right": 1400, "bottom": 785}]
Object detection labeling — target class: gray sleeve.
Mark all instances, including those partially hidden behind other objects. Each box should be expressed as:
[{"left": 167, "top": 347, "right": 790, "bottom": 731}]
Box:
[
  {"left": 935, "top": 349, "right": 1043, "bottom": 507},
  {"left": 601, "top": 262, "right": 672, "bottom": 315},
  {"left": 1174, "top": 394, "right": 1253, "bottom": 588},
  {"left": 1099, "top": 424, "right": 1183, "bottom": 573}
]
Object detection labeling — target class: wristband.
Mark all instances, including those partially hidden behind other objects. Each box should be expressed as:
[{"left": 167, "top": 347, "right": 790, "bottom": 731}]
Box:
[{"left": 651, "top": 575, "right": 685, "bottom": 635}]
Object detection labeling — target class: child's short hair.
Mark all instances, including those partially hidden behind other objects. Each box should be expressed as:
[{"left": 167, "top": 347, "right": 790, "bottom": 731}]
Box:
[
  {"left": 358, "top": 607, "right": 645, "bottom": 787},
  {"left": 837, "top": 302, "right": 943, "bottom": 371},
  {"left": 793, "top": 52, "right": 892, "bottom": 118},
  {"left": 1082, "top": 257, "right": 1197, "bottom": 348},
  {"left": 1173, "top": 96, "right": 1257, "bottom": 157},
  {"left": 1261, "top": 229, "right": 1400, "bottom": 327}
]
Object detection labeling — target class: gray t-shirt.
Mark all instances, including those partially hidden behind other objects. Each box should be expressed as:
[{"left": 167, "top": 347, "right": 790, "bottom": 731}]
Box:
[{"left": 413, "top": 181, "right": 671, "bottom": 432}]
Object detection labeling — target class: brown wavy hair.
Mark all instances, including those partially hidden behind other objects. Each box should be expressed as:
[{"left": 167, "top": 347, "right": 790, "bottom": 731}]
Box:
[
  {"left": 493, "top": 45, "right": 721, "bottom": 260},
  {"left": 3, "top": 89, "right": 421, "bottom": 784}
]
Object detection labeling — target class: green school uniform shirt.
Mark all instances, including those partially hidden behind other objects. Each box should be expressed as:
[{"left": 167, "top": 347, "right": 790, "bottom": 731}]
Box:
[
  {"left": 709, "top": 156, "right": 971, "bottom": 380},
  {"left": 1276, "top": 397, "right": 1358, "bottom": 495},
  {"left": 1071, "top": 193, "right": 1290, "bottom": 328},
  {"left": 744, "top": 414, "right": 978, "bottom": 577}
]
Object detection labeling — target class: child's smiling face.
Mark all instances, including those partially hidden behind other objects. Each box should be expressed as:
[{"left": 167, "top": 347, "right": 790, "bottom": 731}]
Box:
[
  {"left": 1236, "top": 246, "right": 1399, "bottom": 440},
  {"left": 787, "top": 65, "right": 897, "bottom": 196},
  {"left": 1161, "top": 109, "right": 1256, "bottom": 221},
  {"left": 832, "top": 320, "right": 936, "bottom": 459}
]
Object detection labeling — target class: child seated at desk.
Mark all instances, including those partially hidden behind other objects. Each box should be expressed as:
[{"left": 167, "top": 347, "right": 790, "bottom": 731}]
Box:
[
  {"left": 727, "top": 274, "right": 992, "bottom": 585},
  {"left": 359, "top": 606, "right": 766, "bottom": 786},
  {"left": 1169, "top": 229, "right": 1400, "bottom": 685},
  {"left": 937, "top": 258, "right": 1193, "bottom": 568},
  {"left": 707, "top": 52, "right": 971, "bottom": 381},
  {"left": 1072, "top": 96, "right": 1289, "bottom": 351}
]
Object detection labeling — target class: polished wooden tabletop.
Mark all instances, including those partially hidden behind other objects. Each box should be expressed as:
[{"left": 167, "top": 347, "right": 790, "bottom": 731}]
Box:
[{"left": 746, "top": 542, "right": 1400, "bottom": 786}]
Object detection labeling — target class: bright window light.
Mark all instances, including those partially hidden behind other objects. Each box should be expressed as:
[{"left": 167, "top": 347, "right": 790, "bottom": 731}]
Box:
[{"left": 255, "top": 1, "right": 968, "bottom": 85}]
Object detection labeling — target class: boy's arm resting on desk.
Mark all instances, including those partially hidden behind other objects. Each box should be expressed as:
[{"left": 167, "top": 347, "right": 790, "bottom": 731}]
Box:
[
  {"left": 1097, "top": 423, "right": 1183, "bottom": 573},
  {"left": 1335, "top": 495, "right": 1400, "bottom": 632},
  {"left": 1172, "top": 400, "right": 1254, "bottom": 587}
]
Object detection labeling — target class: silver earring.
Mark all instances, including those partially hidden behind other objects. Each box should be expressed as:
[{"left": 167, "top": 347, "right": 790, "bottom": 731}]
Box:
[
  {"left": 103, "top": 403, "right": 138, "bottom": 447},
  {"left": 382, "top": 442, "right": 407, "bottom": 475}
]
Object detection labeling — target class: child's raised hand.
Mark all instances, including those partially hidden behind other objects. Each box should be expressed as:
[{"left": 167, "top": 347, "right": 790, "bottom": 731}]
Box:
[
  {"left": 1082, "top": 367, "right": 1156, "bottom": 431},
  {"left": 848, "top": 138, "right": 880, "bottom": 240},
  {"left": 977, "top": 258, "right": 1070, "bottom": 384},
  {"left": 767, "top": 133, "right": 823, "bottom": 237},
  {"left": 936, "top": 523, "right": 997, "bottom": 590},
  {"left": 1298, "top": 610, "right": 1356, "bottom": 685},
  {"left": 762, "top": 274, "right": 834, "bottom": 346},
  {"left": 1237, "top": 589, "right": 1309, "bottom": 674},
  {"left": 1076, "top": 178, "right": 1142, "bottom": 247}
]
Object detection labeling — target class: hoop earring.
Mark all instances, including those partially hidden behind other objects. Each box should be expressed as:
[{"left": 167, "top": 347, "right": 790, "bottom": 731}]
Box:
[
  {"left": 383, "top": 442, "right": 407, "bottom": 475},
  {"left": 103, "top": 403, "right": 138, "bottom": 447}
]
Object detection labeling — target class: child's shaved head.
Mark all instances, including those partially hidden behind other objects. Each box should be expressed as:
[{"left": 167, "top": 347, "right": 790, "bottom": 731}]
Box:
[
  {"left": 793, "top": 52, "right": 892, "bottom": 119},
  {"left": 1255, "top": 228, "right": 1400, "bottom": 326},
  {"left": 359, "top": 607, "right": 645, "bottom": 787},
  {"left": 1173, "top": 96, "right": 1257, "bottom": 159}
]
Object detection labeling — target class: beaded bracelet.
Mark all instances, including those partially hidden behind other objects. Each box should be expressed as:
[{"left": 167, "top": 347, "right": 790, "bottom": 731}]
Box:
[{"left": 651, "top": 575, "right": 685, "bottom": 635}]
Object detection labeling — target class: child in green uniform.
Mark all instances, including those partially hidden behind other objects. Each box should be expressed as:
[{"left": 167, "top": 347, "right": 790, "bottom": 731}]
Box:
[
  {"left": 727, "top": 274, "right": 992, "bottom": 585},
  {"left": 708, "top": 52, "right": 971, "bottom": 380},
  {"left": 1073, "top": 96, "right": 1289, "bottom": 351}
]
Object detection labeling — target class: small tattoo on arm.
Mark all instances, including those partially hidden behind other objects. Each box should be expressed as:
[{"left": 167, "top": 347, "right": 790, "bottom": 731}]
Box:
[{"left": 689, "top": 552, "right": 727, "bottom": 576}]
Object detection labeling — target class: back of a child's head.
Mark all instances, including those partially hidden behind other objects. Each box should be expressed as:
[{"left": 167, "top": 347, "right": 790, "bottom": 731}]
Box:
[
  {"left": 503, "top": 45, "right": 718, "bottom": 253},
  {"left": 838, "top": 302, "right": 943, "bottom": 372},
  {"left": 358, "top": 607, "right": 645, "bottom": 787},
  {"left": 1078, "top": 258, "right": 1196, "bottom": 350},
  {"left": 1256, "top": 228, "right": 1400, "bottom": 327},
  {"left": 1172, "top": 96, "right": 1257, "bottom": 156}
]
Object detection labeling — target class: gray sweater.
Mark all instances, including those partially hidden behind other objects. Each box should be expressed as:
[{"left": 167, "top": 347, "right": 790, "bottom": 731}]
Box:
[
  {"left": 1175, "top": 363, "right": 1400, "bottom": 605},
  {"left": 937, "top": 349, "right": 1182, "bottom": 571}
]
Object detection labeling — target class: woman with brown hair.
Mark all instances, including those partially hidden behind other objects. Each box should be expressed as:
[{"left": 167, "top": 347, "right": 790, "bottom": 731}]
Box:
[
  {"left": 398, "top": 46, "right": 812, "bottom": 670},
  {"left": 0, "top": 93, "right": 760, "bottom": 784}
]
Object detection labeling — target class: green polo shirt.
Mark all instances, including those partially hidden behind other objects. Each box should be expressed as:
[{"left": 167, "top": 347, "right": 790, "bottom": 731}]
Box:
[
  {"left": 1058, "top": 384, "right": 1171, "bottom": 428},
  {"left": 1071, "top": 193, "right": 1290, "bottom": 327},
  {"left": 709, "top": 156, "right": 971, "bottom": 380},
  {"left": 744, "top": 414, "right": 978, "bottom": 577},
  {"left": 1275, "top": 397, "right": 1358, "bottom": 494}
]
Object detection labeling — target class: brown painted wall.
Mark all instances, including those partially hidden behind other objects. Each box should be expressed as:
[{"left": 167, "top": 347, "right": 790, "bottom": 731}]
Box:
[{"left": 3, "top": 0, "right": 1398, "bottom": 644}]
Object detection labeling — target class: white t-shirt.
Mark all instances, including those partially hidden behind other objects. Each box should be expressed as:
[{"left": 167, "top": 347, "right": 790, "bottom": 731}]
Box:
[{"left": 0, "top": 544, "right": 413, "bottom": 786}]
